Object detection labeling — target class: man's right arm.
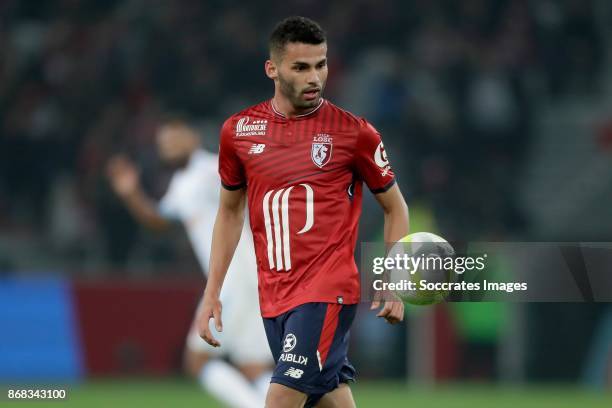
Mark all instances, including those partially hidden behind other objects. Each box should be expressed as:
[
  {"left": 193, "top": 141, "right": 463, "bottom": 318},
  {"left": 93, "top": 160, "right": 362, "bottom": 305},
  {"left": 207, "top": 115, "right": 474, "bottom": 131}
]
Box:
[
  {"left": 197, "top": 186, "right": 246, "bottom": 347},
  {"left": 106, "top": 155, "right": 171, "bottom": 231}
]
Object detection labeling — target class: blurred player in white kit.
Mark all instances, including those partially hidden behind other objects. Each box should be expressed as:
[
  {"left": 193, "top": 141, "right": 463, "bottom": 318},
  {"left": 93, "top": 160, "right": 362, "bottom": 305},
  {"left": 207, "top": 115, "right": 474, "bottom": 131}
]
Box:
[{"left": 107, "top": 117, "right": 272, "bottom": 408}]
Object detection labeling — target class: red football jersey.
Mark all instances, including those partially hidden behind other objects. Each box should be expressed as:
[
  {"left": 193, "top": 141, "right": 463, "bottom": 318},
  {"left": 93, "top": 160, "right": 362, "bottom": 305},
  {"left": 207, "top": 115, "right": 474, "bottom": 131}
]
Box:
[{"left": 219, "top": 99, "right": 395, "bottom": 317}]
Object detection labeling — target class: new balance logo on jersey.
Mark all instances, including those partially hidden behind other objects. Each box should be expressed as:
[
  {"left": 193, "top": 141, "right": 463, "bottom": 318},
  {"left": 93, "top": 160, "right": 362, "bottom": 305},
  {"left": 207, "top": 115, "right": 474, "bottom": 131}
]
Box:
[
  {"left": 248, "top": 144, "right": 266, "bottom": 154},
  {"left": 262, "top": 184, "right": 314, "bottom": 271},
  {"left": 236, "top": 117, "right": 267, "bottom": 137},
  {"left": 284, "top": 367, "right": 304, "bottom": 379}
]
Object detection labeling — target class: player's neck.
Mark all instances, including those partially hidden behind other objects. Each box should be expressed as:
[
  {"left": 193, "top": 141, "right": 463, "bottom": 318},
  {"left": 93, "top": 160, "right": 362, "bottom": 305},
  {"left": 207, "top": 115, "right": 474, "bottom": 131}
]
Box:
[{"left": 271, "top": 93, "right": 321, "bottom": 118}]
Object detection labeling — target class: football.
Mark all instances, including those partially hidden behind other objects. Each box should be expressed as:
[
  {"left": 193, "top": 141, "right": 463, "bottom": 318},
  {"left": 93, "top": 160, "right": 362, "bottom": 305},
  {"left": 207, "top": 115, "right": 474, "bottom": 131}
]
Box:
[{"left": 388, "top": 232, "right": 455, "bottom": 306}]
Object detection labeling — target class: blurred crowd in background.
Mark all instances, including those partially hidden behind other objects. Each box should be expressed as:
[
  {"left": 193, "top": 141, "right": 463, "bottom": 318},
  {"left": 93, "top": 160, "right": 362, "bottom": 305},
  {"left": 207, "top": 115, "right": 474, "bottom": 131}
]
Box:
[
  {"left": 2, "top": 0, "right": 610, "bottom": 271},
  {"left": 1, "top": 0, "right": 612, "bottom": 388}
]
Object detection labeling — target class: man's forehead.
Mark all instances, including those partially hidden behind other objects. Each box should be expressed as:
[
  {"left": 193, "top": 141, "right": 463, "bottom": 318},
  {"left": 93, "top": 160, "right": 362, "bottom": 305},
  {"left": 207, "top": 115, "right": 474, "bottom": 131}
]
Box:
[
  {"left": 158, "top": 125, "right": 189, "bottom": 139},
  {"left": 282, "top": 42, "right": 327, "bottom": 63}
]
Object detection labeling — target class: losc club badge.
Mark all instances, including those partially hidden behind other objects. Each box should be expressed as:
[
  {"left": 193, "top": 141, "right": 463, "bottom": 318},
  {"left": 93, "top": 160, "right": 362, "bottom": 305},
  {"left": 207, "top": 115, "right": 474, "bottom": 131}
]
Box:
[{"left": 311, "top": 134, "right": 333, "bottom": 168}]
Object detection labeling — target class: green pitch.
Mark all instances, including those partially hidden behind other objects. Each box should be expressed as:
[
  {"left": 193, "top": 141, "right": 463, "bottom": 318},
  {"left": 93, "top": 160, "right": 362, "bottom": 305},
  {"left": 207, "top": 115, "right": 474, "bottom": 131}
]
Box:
[{"left": 2, "top": 379, "right": 610, "bottom": 407}]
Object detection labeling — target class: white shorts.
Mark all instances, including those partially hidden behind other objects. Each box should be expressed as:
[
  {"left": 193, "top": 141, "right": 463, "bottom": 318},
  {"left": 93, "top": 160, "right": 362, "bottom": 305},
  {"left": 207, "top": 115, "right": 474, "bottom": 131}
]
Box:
[{"left": 186, "top": 272, "right": 272, "bottom": 366}]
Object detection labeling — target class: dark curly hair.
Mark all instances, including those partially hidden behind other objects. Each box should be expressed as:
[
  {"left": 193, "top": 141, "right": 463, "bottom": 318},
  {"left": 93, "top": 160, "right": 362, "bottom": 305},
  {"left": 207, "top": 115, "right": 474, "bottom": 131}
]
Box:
[{"left": 269, "top": 16, "right": 326, "bottom": 59}]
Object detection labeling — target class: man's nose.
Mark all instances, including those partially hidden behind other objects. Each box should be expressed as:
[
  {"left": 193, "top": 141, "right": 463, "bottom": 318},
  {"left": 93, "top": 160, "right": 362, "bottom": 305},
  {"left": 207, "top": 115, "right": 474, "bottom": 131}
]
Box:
[{"left": 306, "top": 69, "right": 320, "bottom": 85}]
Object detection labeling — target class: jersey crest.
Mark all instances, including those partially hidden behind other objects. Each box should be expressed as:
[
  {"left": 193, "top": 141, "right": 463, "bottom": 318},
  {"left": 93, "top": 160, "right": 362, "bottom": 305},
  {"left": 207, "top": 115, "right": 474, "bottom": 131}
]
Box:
[{"left": 311, "top": 134, "right": 333, "bottom": 168}]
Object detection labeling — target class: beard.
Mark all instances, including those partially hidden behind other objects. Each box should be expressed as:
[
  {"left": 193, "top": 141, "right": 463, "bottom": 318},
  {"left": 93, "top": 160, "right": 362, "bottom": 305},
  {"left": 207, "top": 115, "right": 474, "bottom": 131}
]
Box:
[{"left": 278, "top": 73, "right": 322, "bottom": 110}]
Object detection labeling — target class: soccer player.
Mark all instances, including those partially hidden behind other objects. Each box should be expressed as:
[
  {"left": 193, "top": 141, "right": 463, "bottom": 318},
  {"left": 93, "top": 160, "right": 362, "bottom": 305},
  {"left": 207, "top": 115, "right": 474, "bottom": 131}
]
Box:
[
  {"left": 197, "top": 16, "right": 409, "bottom": 407},
  {"left": 107, "top": 118, "right": 272, "bottom": 408}
]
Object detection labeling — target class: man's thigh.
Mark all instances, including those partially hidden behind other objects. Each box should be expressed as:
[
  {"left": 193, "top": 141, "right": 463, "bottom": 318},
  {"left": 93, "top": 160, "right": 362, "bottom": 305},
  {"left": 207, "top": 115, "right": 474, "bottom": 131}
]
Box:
[{"left": 315, "top": 384, "right": 355, "bottom": 408}]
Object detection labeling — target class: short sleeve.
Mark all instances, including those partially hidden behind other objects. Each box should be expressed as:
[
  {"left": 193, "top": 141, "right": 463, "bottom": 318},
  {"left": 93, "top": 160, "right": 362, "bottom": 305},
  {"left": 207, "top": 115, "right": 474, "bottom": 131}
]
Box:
[
  {"left": 218, "top": 118, "right": 246, "bottom": 190},
  {"left": 352, "top": 119, "right": 396, "bottom": 194},
  {"left": 158, "top": 189, "right": 179, "bottom": 220},
  {"left": 158, "top": 177, "right": 181, "bottom": 221}
]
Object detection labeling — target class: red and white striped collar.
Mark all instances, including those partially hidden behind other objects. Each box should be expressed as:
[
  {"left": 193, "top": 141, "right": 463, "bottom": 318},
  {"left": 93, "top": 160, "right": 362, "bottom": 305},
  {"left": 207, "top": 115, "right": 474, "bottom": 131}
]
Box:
[{"left": 270, "top": 98, "right": 325, "bottom": 119}]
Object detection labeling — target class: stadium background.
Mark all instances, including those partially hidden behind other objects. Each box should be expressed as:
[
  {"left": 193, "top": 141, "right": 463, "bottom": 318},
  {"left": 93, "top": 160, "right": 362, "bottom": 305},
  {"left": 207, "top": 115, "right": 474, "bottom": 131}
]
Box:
[{"left": 1, "top": 0, "right": 611, "bottom": 406}]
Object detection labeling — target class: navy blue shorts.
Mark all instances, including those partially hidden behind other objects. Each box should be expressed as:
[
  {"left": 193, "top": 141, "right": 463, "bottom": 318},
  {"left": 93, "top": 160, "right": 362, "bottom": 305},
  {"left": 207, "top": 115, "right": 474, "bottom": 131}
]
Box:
[{"left": 263, "top": 302, "right": 357, "bottom": 407}]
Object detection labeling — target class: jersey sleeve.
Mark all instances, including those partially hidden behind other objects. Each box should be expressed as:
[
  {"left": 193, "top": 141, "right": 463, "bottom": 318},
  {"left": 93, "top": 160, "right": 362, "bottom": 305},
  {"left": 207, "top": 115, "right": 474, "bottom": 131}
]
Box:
[
  {"left": 352, "top": 119, "right": 396, "bottom": 194},
  {"left": 218, "top": 118, "right": 246, "bottom": 190},
  {"left": 158, "top": 176, "right": 182, "bottom": 221},
  {"left": 158, "top": 190, "right": 179, "bottom": 220}
]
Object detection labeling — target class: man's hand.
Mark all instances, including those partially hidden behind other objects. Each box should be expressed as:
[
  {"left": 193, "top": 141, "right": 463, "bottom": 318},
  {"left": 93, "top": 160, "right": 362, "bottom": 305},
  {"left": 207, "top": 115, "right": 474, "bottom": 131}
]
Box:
[
  {"left": 197, "top": 294, "right": 223, "bottom": 347},
  {"left": 107, "top": 155, "right": 140, "bottom": 198},
  {"left": 370, "top": 292, "right": 404, "bottom": 324}
]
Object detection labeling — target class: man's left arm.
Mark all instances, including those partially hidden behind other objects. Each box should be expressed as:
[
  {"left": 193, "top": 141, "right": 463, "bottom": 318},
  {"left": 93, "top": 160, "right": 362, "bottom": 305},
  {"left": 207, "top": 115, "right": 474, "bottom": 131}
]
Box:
[
  {"left": 371, "top": 183, "right": 409, "bottom": 324},
  {"left": 351, "top": 119, "right": 409, "bottom": 324},
  {"left": 376, "top": 183, "right": 409, "bottom": 244}
]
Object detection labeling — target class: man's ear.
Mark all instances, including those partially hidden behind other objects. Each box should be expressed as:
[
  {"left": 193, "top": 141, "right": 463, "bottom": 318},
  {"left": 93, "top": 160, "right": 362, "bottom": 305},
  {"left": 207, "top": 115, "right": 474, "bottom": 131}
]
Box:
[{"left": 265, "top": 59, "right": 278, "bottom": 80}]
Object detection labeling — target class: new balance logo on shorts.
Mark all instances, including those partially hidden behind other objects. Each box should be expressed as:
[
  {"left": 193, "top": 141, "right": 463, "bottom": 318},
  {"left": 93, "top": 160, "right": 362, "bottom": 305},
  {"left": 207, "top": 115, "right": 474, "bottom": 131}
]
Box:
[{"left": 284, "top": 367, "right": 304, "bottom": 379}]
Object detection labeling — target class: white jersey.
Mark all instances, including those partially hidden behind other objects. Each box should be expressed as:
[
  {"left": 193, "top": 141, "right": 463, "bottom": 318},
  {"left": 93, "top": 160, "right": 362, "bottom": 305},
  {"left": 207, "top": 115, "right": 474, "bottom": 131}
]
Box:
[
  {"left": 158, "top": 149, "right": 270, "bottom": 363},
  {"left": 159, "top": 149, "right": 257, "bottom": 289}
]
